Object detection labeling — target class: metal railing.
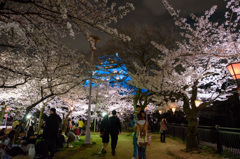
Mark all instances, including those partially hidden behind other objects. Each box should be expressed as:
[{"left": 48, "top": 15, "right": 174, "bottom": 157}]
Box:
[{"left": 167, "top": 123, "right": 240, "bottom": 158}]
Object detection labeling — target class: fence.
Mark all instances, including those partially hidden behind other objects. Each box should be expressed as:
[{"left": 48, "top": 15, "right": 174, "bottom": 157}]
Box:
[{"left": 167, "top": 123, "right": 240, "bottom": 158}]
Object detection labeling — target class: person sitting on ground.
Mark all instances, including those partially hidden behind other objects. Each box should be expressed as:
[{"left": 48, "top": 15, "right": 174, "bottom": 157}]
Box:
[
  {"left": 4, "top": 130, "right": 16, "bottom": 148},
  {"left": 0, "top": 128, "right": 6, "bottom": 137},
  {"left": 73, "top": 127, "right": 80, "bottom": 136},
  {"left": 57, "top": 130, "right": 65, "bottom": 150},
  {"left": 81, "top": 126, "right": 86, "bottom": 136},
  {"left": 26, "top": 126, "right": 36, "bottom": 144},
  {"left": 27, "top": 126, "right": 34, "bottom": 138},
  {"left": 0, "top": 128, "right": 8, "bottom": 142},
  {"left": 65, "top": 129, "right": 75, "bottom": 148}
]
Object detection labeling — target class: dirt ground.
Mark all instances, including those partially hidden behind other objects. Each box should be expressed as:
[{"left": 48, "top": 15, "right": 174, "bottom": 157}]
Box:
[{"left": 54, "top": 132, "right": 223, "bottom": 159}]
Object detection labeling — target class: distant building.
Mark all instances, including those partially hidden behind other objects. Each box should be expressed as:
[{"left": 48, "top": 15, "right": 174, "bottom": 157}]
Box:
[{"left": 84, "top": 53, "right": 133, "bottom": 91}]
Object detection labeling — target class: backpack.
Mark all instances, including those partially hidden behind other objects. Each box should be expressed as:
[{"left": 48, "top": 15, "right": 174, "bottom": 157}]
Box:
[{"left": 136, "top": 122, "right": 148, "bottom": 146}]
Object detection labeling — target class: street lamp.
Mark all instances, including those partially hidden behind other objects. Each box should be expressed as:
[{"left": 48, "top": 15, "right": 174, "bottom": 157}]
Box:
[
  {"left": 159, "top": 110, "right": 163, "bottom": 114},
  {"left": 85, "top": 35, "right": 100, "bottom": 144},
  {"left": 171, "top": 107, "right": 176, "bottom": 114},
  {"left": 4, "top": 107, "right": 10, "bottom": 127},
  {"left": 195, "top": 100, "right": 202, "bottom": 107},
  {"left": 227, "top": 62, "right": 240, "bottom": 81},
  {"left": 27, "top": 114, "right": 32, "bottom": 119},
  {"left": 227, "top": 62, "right": 240, "bottom": 103},
  {"left": 195, "top": 100, "right": 201, "bottom": 124}
]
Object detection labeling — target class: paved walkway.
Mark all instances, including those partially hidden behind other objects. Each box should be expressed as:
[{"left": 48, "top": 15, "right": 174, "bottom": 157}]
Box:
[{"left": 54, "top": 133, "right": 222, "bottom": 159}]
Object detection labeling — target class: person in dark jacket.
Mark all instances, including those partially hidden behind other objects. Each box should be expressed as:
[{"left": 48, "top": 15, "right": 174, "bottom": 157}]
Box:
[
  {"left": 100, "top": 114, "right": 109, "bottom": 154},
  {"left": 57, "top": 130, "right": 65, "bottom": 150},
  {"left": 0, "top": 128, "right": 6, "bottom": 136},
  {"left": 42, "top": 108, "right": 61, "bottom": 158},
  {"left": 109, "top": 110, "right": 121, "bottom": 156},
  {"left": 26, "top": 126, "right": 36, "bottom": 144}
]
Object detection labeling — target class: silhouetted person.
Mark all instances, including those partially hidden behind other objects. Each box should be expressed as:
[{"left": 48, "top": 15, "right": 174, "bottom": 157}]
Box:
[
  {"left": 109, "top": 110, "right": 121, "bottom": 156},
  {"left": 100, "top": 114, "right": 109, "bottom": 154},
  {"left": 57, "top": 130, "right": 65, "bottom": 150},
  {"left": 42, "top": 108, "right": 61, "bottom": 158},
  {"left": 0, "top": 128, "right": 6, "bottom": 136}
]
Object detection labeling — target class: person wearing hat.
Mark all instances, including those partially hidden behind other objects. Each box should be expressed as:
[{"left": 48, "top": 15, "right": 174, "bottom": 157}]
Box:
[
  {"left": 42, "top": 108, "right": 61, "bottom": 158},
  {"left": 109, "top": 110, "right": 121, "bottom": 156}
]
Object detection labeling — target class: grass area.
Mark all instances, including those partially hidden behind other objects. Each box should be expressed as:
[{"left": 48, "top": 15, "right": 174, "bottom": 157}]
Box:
[
  {"left": 55, "top": 134, "right": 100, "bottom": 159},
  {"left": 55, "top": 132, "right": 236, "bottom": 159},
  {"left": 55, "top": 132, "right": 133, "bottom": 159}
]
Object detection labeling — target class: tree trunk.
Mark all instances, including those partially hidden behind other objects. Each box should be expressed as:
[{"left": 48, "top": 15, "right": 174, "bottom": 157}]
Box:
[
  {"left": 186, "top": 112, "right": 199, "bottom": 151},
  {"left": 61, "top": 111, "right": 71, "bottom": 132},
  {"left": 133, "top": 88, "right": 141, "bottom": 110},
  {"left": 0, "top": 104, "right": 7, "bottom": 123},
  {"left": 37, "top": 102, "right": 48, "bottom": 135},
  {"left": 0, "top": 109, "right": 5, "bottom": 124}
]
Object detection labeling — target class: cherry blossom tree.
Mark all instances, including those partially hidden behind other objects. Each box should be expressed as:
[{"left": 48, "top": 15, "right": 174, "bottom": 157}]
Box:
[
  {"left": 129, "top": 0, "right": 240, "bottom": 151},
  {"left": 0, "top": 0, "right": 135, "bottom": 91},
  {"left": 58, "top": 83, "right": 135, "bottom": 121},
  {"left": 0, "top": 47, "right": 89, "bottom": 139},
  {"left": 98, "top": 24, "right": 175, "bottom": 111},
  {"left": 0, "top": 1, "right": 136, "bottom": 136}
]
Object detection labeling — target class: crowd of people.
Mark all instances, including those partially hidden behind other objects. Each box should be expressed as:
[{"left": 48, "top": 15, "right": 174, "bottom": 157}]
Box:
[
  {"left": 99, "top": 106, "right": 168, "bottom": 159},
  {"left": 0, "top": 106, "right": 167, "bottom": 159},
  {"left": 0, "top": 108, "right": 84, "bottom": 159}
]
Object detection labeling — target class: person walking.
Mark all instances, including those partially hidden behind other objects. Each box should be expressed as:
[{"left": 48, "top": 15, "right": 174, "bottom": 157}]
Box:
[
  {"left": 42, "top": 108, "right": 61, "bottom": 158},
  {"left": 134, "top": 113, "right": 148, "bottom": 159},
  {"left": 109, "top": 110, "right": 121, "bottom": 156},
  {"left": 100, "top": 114, "right": 109, "bottom": 154},
  {"left": 130, "top": 105, "right": 141, "bottom": 159},
  {"left": 160, "top": 118, "right": 167, "bottom": 143}
]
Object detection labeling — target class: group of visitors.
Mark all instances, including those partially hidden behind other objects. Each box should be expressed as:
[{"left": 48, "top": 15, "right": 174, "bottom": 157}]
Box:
[
  {"left": 100, "top": 105, "right": 166, "bottom": 159},
  {"left": 0, "top": 108, "right": 82, "bottom": 159},
  {"left": 0, "top": 106, "right": 168, "bottom": 159},
  {"left": 100, "top": 110, "right": 122, "bottom": 156}
]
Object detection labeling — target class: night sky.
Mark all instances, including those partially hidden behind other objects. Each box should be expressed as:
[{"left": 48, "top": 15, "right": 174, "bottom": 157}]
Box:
[
  {"left": 69, "top": 0, "right": 227, "bottom": 53},
  {"left": 117, "top": 0, "right": 226, "bottom": 28}
]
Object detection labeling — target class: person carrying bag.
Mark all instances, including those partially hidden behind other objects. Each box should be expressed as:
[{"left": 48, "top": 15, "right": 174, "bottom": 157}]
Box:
[{"left": 134, "top": 113, "right": 148, "bottom": 159}]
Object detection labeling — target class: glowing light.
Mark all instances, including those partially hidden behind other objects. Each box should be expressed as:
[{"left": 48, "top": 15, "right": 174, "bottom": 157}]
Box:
[
  {"left": 145, "top": 106, "right": 149, "bottom": 110},
  {"left": 195, "top": 100, "right": 201, "bottom": 107},
  {"left": 227, "top": 62, "right": 240, "bottom": 80},
  {"left": 159, "top": 110, "right": 163, "bottom": 114},
  {"left": 27, "top": 114, "right": 31, "bottom": 119},
  {"left": 102, "top": 112, "right": 107, "bottom": 117},
  {"left": 171, "top": 107, "right": 176, "bottom": 114}
]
